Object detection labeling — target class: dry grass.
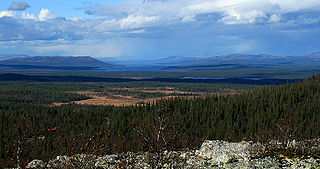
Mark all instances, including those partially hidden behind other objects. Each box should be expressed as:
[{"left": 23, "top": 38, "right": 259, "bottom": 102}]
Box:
[
  {"left": 52, "top": 87, "right": 241, "bottom": 107},
  {"left": 110, "top": 87, "right": 205, "bottom": 95},
  {"left": 52, "top": 91, "right": 177, "bottom": 106}
]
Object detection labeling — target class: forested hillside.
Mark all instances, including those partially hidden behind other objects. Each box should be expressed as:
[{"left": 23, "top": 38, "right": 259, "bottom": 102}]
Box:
[{"left": 1, "top": 75, "right": 320, "bottom": 168}]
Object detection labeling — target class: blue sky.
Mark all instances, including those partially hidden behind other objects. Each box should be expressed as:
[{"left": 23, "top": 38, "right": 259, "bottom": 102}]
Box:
[{"left": 0, "top": 0, "right": 320, "bottom": 59}]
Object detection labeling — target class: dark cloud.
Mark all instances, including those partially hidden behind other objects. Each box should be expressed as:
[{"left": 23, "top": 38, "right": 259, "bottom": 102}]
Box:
[{"left": 9, "top": 1, "right": 31, "bottom": 11}]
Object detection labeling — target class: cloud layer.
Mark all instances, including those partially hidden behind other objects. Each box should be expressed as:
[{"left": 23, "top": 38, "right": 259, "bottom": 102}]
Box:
[
  {"left": 84, "top": 0, "right": 320, "bottom": 25},
  {"left": 0, "top": 0, "right": 319, "bottom": 58}
]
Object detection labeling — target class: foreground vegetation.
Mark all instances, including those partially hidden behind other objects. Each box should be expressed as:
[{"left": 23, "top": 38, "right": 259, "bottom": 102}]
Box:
[{"left": 1, "top": 75, "right": 320, "bottom": 168}]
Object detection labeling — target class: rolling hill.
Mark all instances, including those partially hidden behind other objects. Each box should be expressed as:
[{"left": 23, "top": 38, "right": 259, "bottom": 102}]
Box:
[{"left": 0, "top": 56, "right": 113, "bottom": 69}]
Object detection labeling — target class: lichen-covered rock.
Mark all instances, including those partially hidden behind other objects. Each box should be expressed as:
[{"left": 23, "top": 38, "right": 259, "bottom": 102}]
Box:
[
  {"left": 25, "top": 159, "right": 45, "bottom": 169},
  {"left": 94, "top": 154, "right": 119, "bottom": 168},
  {"left": 186, "top": 156, "right": 320, "bottom": 169},
  {"left": 221, "top": 156, "right": 281, "bottom": 169},
  {"left": 285, "top": 158, "right": 320, "bottom": 169},
  {"left": 195, "top": 140, "right": 262, "bottom": 164},
  {"left": 46, "top": 155, "right": 71, "bottom": 168}
]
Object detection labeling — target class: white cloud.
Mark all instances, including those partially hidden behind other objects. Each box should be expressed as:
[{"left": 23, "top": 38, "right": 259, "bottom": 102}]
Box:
[
  {"left": 119, "top": 15, "right": 158, "bottom": 29},
  {"left": 66, "top": 17, "right": 83, "bottom": 22},
  {"left": 269, "top": 14, "right": 280, "bottom": 23},
  {"left": 0, "top": 11, "right": 16, "bottom": 18},
  {"left": 129, "top": 29, "right": 146, "bottom": 34},
  {"left": 21, "top": 13, "right": 37, "bottom": 20},
  {"left": 219, "top": 10, "right": 267, "bottom": 24},
  {"left": 38, "top": 8, "right": 56, "bottom": 21},
  {"left": 181, "top": 15, "right": 196, "bottom": 22},
  {"left": 94, "top": 15, "right": 158, "bottom": 33},
  {"left": 183, "top": 0, "right": 277, "bottom": 24}
]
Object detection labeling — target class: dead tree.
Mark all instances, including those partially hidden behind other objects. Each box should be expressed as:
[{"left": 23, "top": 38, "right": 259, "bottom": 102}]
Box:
[{"left": 131, "top": 102, "right": 191, "bottom": 168}]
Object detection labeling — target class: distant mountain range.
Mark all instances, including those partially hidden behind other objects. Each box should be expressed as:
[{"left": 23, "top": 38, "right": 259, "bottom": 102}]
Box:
[
  {"left": 146, "top": 55, "right": 198, "bottom": 65},
  {"left": 0, "top": 56, "right": 113, "bottom": 69},
  {"left": 101, "top": 53, "right": 320, "bottom": 66},
  {"left": 99, "top": 55, "right": 198, "bottom": 65},
  {"left": 160, "top": 53, "right": 320, "bottom": 70},
  {"left": 0, "top": 54, "right": 29, "bottom": 61},
  {"left": 0, "top": 53, "right": 320, "bottom": 72}
]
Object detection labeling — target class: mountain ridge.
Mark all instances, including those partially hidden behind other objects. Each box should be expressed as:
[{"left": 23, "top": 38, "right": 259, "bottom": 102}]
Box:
[
  {"left": 0, "top": 56, "right": 113, "bottom": 68},
  {"left": 162, "top": 53, "right": 320, "bottom": 70}
]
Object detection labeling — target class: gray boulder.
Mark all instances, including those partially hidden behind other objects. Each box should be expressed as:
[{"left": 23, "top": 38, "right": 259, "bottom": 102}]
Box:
[{"left": 195, "top": 140, "right": 263, "bottom": 164}]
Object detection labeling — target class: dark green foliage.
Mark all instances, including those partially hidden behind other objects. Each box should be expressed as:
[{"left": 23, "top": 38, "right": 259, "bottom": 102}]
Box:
[
  {"left": 0, "top": 75, "right": 320, "bottom": 168},
  {"left": 0, "top": 82, "right": 90, "bottom": 105}
]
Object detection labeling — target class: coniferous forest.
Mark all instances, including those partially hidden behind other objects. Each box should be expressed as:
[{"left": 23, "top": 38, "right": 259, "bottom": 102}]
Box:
[{"left": 1, "top": 75, "right": 320, "bottom": 167}]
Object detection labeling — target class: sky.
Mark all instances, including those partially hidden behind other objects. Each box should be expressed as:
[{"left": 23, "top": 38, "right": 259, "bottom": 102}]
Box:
[{"left": 0, "top": 0, "right": 320, "bottom": 59}]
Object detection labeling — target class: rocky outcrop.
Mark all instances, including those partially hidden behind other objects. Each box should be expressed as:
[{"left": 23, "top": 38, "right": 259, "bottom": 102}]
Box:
[{"left": 26, "top": 140, "right": 320, "bottom": 168}]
